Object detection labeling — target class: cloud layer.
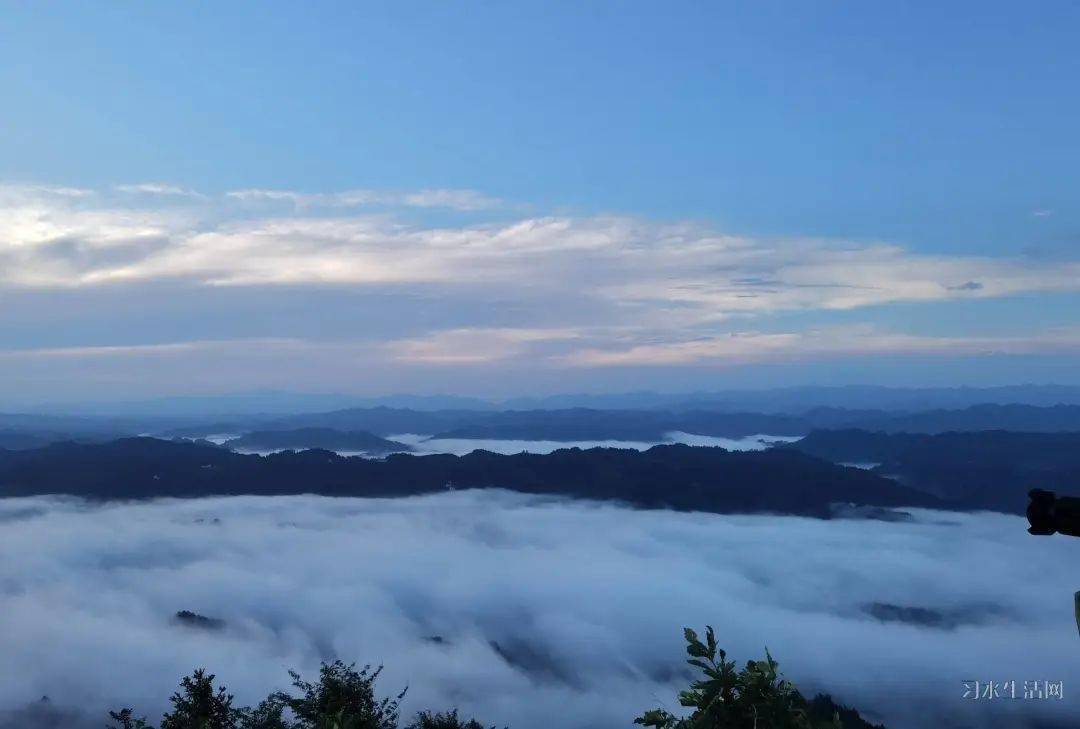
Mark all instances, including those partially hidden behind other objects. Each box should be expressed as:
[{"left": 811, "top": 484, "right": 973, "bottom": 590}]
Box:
[
  {"left": 0, "top": 493, "right": 1076, "bottom": 729},
  {"left": 1, "top": 183, "right": 1079, "bottom": 397},
  {"left": 5, "top": 185, "right": 1078, "bottom": 305}
]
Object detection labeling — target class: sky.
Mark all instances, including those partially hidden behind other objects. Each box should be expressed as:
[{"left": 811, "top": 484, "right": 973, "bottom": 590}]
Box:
[
  {"left": 1, "top": 2, "right": 1078, "bottom": 402},
  {"left": 1, "top": 493, "right": 1077, "bottom": 729}
]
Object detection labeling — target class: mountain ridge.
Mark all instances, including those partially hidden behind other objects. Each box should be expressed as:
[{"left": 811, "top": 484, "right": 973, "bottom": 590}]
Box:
[{"left": 0, "top": 437, "right": 940, "bottom": 517}]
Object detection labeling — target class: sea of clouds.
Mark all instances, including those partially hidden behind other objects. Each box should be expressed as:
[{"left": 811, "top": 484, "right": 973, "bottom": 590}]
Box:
[{"left": 0, "top": 492, "right": 1077, "bottom": 728}]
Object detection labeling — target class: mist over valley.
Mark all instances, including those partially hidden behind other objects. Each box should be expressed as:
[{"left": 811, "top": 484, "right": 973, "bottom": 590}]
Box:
[{"left": 2, "top": 492, "right": 1076, "bottom": 729}]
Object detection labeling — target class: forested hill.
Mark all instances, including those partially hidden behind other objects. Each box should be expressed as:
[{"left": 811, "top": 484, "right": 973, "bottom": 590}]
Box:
[
  {"left": 787, "top": 429, "right": 1080, "bottom": 512},
  {"left": 223, "top": 428, "right": 411, "bottom": 454},
  {"left": 0, "top": 438, "right": 940, "bottom": 516}
]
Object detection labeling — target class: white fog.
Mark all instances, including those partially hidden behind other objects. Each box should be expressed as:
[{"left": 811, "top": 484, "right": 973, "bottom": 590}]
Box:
[{"left": 1, "top": 492, "right": 1075, "bottom": 729}]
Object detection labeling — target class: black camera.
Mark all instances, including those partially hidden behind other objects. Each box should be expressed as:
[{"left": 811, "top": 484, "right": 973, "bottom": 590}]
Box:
[{"left": 1027, "top": 489, "right": 1080, "bottom": 537}]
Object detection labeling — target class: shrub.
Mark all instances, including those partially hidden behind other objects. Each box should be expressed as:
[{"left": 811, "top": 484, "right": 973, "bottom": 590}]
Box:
[
  {"left": 634, "top": 627, "right": 883, "bottom": 729},
  {"left": 405, "top": 709, "right": 497, "bottom": 729}
]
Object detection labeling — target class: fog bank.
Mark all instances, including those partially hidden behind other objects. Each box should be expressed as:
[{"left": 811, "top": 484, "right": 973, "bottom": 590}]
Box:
[{"left": 0, "top": 493, "right": 1075, "bottom": 728}]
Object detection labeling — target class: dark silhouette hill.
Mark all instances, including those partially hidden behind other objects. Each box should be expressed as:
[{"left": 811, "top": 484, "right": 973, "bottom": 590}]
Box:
[
  {"left": 0, "top": 438, "right": 940, "bottom": 516},
  {"left": 786, "top": 429, "right": 1080, "bottom": 511}
]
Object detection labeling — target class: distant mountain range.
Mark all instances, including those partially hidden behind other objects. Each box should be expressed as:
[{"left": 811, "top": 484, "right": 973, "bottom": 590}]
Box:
[
  {"left": 501, "top": 384, "right": 1080, "bottom": 412},
  {"left": 264, "top": 403, "right": 1080, "bottom": 440},
  {"left": 10, "top": 384, "right": 1080, "bottom": 418},
  {"left": 0, "top": 438, "right": 939, "bottom": 517},
  {"left": 6, "top": 403, "right": 1080, "bottom": 450},
  {"left": 6, "top": 391, "right": 497, "bottom": 417}
]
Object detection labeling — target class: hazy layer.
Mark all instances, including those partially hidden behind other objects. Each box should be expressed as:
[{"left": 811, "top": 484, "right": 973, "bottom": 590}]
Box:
[
  {"left": 224, "top": 432, "right": 800, "bottom": 457},
  {"left": 0, "top": 493, "right": 1075, "bottom": 728},
  {"left": 383, "top": 432, "right": 798, "bottom": 457}
]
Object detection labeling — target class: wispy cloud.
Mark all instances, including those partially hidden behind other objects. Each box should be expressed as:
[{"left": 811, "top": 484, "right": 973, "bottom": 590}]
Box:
[
  {"left": 0, "top": 183, "right": 1078, "bottom": 391},
  {"left": 0, "top": 338, "right": 303, "bottom": 361},
  {"left": 4, "top": 325, "right": 1079, "bottom": 384},
  {"left": 946, "top": 281, "right": 983, "bottom": 292},
  {"left": 4, "top": 188, "right": 1077, "bottom": 313},
  {"left": 0, "top": 184, "right": 95, "bottom": 200},
  {"left": 556, "top": 326, "right": 1080, "bottom": 367},
  {"left": 115, "top": 183, "right": 206, "bottom": 198},
  {"left": 386, "top": 327, "right": 583, "bottom": 364},
  {"left": 397, "top": 189, "right": 503, "bottom": 211},
  {"left": 225, "top": 187, "right": 502, "bottom": 211}
]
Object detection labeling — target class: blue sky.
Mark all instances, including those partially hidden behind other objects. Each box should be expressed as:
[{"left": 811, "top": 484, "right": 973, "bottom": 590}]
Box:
[{"left": 0, "top": 2, "right": 1078, "bottom": 401}]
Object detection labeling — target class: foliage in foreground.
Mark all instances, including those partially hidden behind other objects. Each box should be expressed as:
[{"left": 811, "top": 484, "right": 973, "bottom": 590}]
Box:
[
  {"left": 107, "top": 660, "right": 490, "bottom": 729},
  {"left": 108, "top": 629, "right": 882, "bottom": 729},
  {"left": 635, "top": 627, "right": 884, "bottom": 729}
]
